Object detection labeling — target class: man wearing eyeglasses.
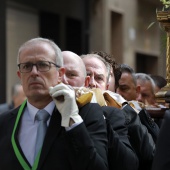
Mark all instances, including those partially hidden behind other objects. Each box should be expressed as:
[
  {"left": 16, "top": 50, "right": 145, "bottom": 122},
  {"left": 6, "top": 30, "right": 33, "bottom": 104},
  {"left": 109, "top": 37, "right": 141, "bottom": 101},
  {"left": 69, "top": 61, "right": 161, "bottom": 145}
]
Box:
[{"left": 0, "top": 38, "right": 108, "bottom": 170}]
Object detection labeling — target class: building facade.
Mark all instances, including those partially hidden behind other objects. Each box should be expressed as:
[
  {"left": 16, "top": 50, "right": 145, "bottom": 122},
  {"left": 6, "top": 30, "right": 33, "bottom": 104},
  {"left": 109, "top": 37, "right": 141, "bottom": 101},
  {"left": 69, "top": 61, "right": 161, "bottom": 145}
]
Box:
[{"left": 0, "top": 0, "right": 164, "bottom": 103}]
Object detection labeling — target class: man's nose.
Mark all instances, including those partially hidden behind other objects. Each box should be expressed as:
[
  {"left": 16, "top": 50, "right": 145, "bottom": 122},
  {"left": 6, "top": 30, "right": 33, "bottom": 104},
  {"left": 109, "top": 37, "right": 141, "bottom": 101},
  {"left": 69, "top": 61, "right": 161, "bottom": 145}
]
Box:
[
  {"left": 136, "top": 93, "right": 143, "bottom": 102},
  {"left": 89, "top": 77, "right": 96, "bottom": 88},
  {"left": 31, "top": 65, "right": 39, "bottom": 74}
]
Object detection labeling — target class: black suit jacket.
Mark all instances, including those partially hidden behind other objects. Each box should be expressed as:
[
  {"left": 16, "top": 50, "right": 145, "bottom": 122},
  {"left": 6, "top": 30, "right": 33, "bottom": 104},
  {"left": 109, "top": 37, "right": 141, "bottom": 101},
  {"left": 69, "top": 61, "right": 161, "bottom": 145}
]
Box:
[
  {"left": 123, "top": 104, "right": 156, "bottom": 170},
  {"left": 0, "top": 103, "right": 108, "bottom": 170},
  {"left": 102, "top": 106, "right": 139, "bottom": 170},
  {"left": 0, "top": 102, "right": 14, "bottom": 114},
  {"left": 138, "top": 109, "right": 159, "bottom": 143},
  {"left": 152, "top": 110, "right": 170, "bottom": 170}
]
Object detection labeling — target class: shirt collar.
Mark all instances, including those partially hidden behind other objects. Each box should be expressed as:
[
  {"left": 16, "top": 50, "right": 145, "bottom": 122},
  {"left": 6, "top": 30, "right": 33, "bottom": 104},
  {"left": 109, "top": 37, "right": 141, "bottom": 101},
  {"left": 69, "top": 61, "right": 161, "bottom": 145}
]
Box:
[{"left": 26, "top": 101, "right": 55, "bottom": 122}]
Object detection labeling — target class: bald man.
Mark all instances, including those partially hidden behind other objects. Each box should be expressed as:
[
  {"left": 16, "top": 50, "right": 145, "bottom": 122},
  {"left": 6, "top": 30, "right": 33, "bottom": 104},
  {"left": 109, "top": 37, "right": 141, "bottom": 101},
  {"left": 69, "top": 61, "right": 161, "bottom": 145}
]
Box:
[{"left": 62, "top": 51, "right": 90, "bottom": 87}]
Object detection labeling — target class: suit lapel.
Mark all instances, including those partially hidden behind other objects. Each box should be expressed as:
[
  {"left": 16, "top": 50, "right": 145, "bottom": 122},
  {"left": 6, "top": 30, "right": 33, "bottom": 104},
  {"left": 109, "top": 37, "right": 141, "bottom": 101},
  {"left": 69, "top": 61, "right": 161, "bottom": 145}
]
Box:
[
  {"left": 38, "top": 107, "right": 62, "bottom": 169},
  {"left": 11, "top": 104, "right": 32, "bottom": 169}
]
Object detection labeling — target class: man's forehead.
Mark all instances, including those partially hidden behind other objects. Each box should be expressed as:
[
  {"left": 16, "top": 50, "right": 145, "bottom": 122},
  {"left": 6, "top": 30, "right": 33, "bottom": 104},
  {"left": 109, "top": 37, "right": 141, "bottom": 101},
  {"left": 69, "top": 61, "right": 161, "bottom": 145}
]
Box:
[
  {"left": 65, "top": 65, "right": 79, "bottom": 71},
  {"left": 85, "top": 62, "right": 107, "bottom": 73},
  {"left": 19, "top": 43, "right": 55, "bottom": 59},
  {"left": 140, "top": 85, "right": 152, "bottom": 94},
  {"left": 84, "top": 57, "right": 107, "bottom": 76},
  {"left": 139, "top": 81, "right": 152, "bottom": 88},
  {"left": 65, "top": 66, "right": 84, "bottom": 74},
  {"left": 86, "top": 67, "right": 104, "bottom": 73},
  {"left": 121, "top": 75, "right": 134, "bottom": 84}
]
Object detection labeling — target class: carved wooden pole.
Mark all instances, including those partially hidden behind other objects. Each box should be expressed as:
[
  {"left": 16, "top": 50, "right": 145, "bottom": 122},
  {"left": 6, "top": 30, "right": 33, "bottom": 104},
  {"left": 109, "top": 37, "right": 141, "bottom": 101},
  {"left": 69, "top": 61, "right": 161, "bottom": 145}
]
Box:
[
  {"left": 156, "top": 11, "right": 170, "bottom": 104},
  {"left": 166, "top": 31, "right": 170, "bottom": 87}
]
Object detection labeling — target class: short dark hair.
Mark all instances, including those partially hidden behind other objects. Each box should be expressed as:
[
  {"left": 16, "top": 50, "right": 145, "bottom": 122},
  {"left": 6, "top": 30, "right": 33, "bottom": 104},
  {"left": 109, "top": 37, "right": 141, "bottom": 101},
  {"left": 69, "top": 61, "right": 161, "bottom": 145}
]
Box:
[
  {"left": 120, "top": 64, "right": 136, "bottom": 85},
  {"left": 120, "top": 64, "right": 134, "bottom": 74}
]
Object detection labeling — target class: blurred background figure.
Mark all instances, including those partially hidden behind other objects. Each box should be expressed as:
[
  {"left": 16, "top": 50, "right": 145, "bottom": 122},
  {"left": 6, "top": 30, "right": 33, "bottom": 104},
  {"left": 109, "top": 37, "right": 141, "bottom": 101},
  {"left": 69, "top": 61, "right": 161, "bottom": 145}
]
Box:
[
  {"left": 150, "top": 75, "right": 167, "bottom": 93},
  {"left": 0, "top": 83, "right": 26, "bottom": 114},
  {"left": 116, "top": 64, "right": 140, "bottom": 101},
  {"left": 135, "top": 73, "right": 156, "bottom": 106},
  {"left": 151, "top": 110, "right": 170, "bottom": 170}
]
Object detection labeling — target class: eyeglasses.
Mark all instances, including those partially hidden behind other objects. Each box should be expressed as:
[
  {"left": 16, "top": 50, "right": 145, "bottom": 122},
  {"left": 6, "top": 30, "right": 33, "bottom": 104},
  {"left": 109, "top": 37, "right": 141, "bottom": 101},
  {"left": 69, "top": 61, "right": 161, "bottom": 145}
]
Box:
[{"left": 18, "top": 61, "right": 60, "bottom": 73}]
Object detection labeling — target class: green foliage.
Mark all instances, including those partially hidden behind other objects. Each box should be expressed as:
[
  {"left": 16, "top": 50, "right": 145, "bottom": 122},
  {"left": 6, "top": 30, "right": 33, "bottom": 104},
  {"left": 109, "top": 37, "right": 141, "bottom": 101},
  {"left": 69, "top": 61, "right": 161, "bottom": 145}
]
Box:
[
  {"left": 147, "top": 1, "right": 169, "bottom": 54},
  {"left": 147, "top": 2, "right": 170, "bottom": 30},
  {"left": 160, "top": 0, "right": 170, "bottom": 8},
  {"left": 147, "top": 22, "right": 156, "bottom": 29}
]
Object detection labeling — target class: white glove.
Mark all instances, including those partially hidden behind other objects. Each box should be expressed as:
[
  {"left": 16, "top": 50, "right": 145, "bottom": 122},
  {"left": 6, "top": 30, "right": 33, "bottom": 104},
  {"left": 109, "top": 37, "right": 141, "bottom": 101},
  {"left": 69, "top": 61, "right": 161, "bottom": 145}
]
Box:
[
  {"left": 128, "top": 100, "right": 142, "bottom": 112},
  {"left": 104, "top": 90, "right": 127, "bottom": 104},
  {"left": 49, "top": 83, "right": 83, "bottom": 127}
]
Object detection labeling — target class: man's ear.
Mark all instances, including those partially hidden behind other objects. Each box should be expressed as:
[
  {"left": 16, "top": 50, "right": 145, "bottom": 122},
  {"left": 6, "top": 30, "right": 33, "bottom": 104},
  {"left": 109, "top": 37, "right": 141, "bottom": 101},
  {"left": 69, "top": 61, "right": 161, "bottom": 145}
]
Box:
[
  {"left": 17, "top": 71, "right": 23, "bottom": 85},
  {"left": 84, "top": 76, "right": 90, "bottom": 87},
  {"left": 17, "top": 70, "right": 21, "bottom": 79},
  {"left": 58, "top": 67, "right": 65, "bottom": 82}
]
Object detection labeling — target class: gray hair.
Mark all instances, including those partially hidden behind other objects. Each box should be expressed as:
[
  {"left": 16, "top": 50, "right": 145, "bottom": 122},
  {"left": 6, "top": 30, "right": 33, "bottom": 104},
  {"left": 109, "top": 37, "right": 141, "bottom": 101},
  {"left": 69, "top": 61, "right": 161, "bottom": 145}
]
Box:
[
  {"left": 81, "top": 53, "right": 110, "bottom": 77},
  {"left": 17, "top": 37, "right": 63, "bottom": 66},
  {"left": 135, "top": 73, "right": 156, "bottom": 93}
]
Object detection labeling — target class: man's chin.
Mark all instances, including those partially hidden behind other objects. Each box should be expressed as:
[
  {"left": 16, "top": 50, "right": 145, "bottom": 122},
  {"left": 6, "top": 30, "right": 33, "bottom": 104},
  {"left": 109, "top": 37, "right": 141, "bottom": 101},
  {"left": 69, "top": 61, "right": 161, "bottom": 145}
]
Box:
[
  {"left": 29, "top": 88, "right": 47, "bottom": 96},
  {"left": 29, "top": 84, "right": 43, "bottom": 89},
  {"left": 29, "top": 91, "right": 49, "bottom": 99}
]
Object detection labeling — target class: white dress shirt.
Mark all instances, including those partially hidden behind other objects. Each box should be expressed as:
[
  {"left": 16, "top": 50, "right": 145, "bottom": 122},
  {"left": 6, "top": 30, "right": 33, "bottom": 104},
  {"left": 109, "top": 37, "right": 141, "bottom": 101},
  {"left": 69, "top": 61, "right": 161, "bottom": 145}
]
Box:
[{"left": 18, "top": 101, "right": 55, "bottom": 166}]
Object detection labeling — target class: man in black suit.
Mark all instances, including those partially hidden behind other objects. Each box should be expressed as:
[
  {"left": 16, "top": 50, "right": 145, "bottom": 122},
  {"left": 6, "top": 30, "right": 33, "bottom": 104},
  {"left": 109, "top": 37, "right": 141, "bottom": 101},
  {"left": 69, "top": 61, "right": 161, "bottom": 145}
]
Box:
[
  {"left": 0, "top": 38, "right": 108, "bottom": 170},
  {"left": 62, "top": 51, "right": 139, "bottom": 170},
  {"left": 116, "top": 64, "right": 159, "bottom": 142},
  {"left": 81, "top": 52, "right": 157, "bottom": 170},
  {"left": 151, "top": 110, "right": 170, "bottom": 170}
]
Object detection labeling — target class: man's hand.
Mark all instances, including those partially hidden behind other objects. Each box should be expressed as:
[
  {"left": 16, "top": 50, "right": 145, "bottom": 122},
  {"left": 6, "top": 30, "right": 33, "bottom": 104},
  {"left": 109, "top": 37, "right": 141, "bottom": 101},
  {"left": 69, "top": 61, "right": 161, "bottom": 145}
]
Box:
[{"left": 49, "top": 83, "right": 83, "bottom": 127}]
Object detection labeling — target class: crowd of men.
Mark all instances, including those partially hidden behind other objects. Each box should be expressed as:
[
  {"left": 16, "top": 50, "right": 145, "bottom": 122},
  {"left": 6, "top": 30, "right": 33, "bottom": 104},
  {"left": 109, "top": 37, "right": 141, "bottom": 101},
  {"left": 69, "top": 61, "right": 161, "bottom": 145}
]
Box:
[{"left": 0, "top": 37, "right": 169, "bottom": 170}]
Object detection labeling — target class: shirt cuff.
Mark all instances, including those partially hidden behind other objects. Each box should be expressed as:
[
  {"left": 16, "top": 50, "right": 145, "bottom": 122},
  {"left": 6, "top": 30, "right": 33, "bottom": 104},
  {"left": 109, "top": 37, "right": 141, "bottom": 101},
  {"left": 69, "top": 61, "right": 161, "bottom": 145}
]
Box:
[{"left": 65, "top": 119, "right": 83, "bottom": 131}]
